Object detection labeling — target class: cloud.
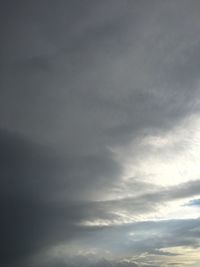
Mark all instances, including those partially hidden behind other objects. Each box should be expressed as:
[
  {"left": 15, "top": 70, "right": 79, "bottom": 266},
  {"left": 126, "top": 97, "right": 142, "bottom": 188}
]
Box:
[
  {"left": 0, "top": 129, "right": 121, "bottom": 265},
  {"left": 1, "top": 1, "right": 200, "bottom": 267},
  {"left": 1, "top": 128, "right": 199, "bottom": 267}
]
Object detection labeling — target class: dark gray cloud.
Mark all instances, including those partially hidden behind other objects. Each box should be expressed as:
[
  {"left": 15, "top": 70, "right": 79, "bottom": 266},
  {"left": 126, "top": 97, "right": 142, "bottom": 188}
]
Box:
[
  {"left": 2, "top": 126, "right": 199, "bottom": 266},
  {"left": 1, "top": 0, "right": 200, "bottom": 150},
  {"left": 0, "top": 129, "right": 122, "bottom": 266},
  {"left": 1, "top": 1, "right": 200, "bottom": 267},
  {"left": 30, "top": 257, "right": 139, "bottom": 267}
]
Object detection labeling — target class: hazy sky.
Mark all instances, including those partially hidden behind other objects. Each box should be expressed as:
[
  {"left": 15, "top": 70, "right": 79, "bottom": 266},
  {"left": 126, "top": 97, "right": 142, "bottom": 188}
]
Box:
[{"left": 1, "top": 1, "right": 200, "bottom": 267}]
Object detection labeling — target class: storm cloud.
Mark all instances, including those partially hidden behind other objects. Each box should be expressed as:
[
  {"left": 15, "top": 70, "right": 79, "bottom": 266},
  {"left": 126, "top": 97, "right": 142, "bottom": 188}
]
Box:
[{"left": 1, "top": 1, "right": 200, "bottom": 267}]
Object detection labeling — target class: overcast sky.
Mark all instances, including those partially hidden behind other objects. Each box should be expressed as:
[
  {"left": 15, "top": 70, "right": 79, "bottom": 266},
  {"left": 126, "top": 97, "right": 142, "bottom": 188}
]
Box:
[{"left": 1, "top": 1, "right": 200, "bottom": 267}]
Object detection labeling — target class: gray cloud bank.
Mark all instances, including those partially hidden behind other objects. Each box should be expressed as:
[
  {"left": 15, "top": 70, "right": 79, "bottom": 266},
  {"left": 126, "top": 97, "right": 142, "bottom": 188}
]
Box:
[{"left": 1, "top": 1, "right": 200, "bottom": 267}]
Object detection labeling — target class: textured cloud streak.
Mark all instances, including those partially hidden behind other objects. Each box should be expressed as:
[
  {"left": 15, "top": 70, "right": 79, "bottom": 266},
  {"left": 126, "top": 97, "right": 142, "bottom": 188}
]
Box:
[{"left": 1, "top": 1, "right": 200, "bottom": 267}]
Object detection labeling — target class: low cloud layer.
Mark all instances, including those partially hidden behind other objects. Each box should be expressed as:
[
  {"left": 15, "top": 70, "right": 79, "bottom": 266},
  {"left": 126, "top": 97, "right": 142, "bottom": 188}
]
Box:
[{"left": 1, "top": 1, "right": 200, "bottom": 267}]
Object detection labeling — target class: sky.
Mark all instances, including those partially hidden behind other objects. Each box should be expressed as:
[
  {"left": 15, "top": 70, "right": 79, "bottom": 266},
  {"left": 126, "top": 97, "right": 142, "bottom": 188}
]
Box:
[{"left": 1, "top": 1, "right": 200, "bottom": 267}]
